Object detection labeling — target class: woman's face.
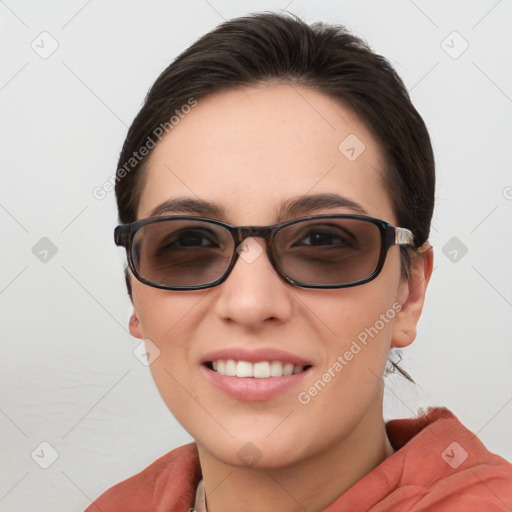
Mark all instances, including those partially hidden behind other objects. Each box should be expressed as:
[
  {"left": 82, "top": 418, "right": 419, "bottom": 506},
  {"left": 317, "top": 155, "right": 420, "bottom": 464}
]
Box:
[{"left": 129, "top": 84, "right": 420, "bottom": 468}]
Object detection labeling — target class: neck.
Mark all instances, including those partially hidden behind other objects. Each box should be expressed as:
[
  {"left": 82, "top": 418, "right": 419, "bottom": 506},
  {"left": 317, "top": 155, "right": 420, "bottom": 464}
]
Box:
[{"left": 197, "top": 401, "right": 395, "bottom": 512}]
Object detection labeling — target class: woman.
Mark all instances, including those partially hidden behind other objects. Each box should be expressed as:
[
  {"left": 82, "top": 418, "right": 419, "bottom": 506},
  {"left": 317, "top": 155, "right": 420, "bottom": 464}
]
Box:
[{"left": 87, "top": 12, "right": 512, "bottom": 512}]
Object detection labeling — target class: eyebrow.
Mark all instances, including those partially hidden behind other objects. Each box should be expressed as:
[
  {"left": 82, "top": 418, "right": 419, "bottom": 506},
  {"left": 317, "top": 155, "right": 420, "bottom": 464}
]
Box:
[
  {"left": 278, "top": 193, "right": 367, "bottom": 218},
  {"left": 149, "top": 197, "right": 225, "bottom": 218},
  {"left": 148, "top": 193, "right": 368, "bottom": 221}
]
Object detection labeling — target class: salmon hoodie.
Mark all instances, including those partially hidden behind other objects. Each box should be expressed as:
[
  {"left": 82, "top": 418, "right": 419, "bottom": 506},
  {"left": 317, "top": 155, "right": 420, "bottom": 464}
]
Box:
[{"left": 86, "top": 408, "right": 512, "bottom": 511}]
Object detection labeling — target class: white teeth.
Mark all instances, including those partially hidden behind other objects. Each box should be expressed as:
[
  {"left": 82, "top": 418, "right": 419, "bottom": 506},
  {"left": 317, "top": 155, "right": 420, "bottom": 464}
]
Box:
[
  {"left": 253, "top": 362, "right": 270, "bottom": 379},
  {"left": 270, "top": 361, "right": 283, "bottom": 377},
  {"left": 210, "top": 360, "right": 308, "bottom": 378},
  {"left": 236, "top": 360, "right": 253, "bottom": 377},
  {"left": 225, "top": 359, "right": 237, "bottom": 377},
  {"left": 283, "top": 363, "right": 294, "bottom": 376}
]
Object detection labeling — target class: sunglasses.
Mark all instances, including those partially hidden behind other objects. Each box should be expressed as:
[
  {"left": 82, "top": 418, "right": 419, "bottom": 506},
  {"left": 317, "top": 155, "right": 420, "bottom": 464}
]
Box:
[{"left": 114, "top": 214, "right": 414, "bottom": 291}]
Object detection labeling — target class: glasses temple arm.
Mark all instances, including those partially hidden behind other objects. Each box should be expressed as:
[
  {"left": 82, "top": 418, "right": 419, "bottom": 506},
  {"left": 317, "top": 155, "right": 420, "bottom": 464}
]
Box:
[
  {"left": 114, "top": 225, "right": 130, "bottom": 247},
  {"left": 395, "top": 227, "right": 414, "bottom": 246}
]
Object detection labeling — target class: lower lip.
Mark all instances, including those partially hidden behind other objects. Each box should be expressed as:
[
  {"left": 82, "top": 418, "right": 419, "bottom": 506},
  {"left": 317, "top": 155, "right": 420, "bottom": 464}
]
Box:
[{"left": 200, "top": 365, "right": 311, "bottom": 401}]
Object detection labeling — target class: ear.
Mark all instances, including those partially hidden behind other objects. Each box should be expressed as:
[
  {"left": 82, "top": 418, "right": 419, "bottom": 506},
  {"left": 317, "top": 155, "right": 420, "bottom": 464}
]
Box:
[
  {"left": 392, "top": 244, "right": 434, "bottom": 348},
  {"left": 129, "top": 310, "right": 144, "bottom": 339}
]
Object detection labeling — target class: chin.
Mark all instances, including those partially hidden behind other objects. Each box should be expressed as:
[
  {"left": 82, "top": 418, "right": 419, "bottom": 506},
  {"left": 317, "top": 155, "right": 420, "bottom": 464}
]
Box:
[{"left": 200, "top": 436, "right": 309, "bottom": 470}]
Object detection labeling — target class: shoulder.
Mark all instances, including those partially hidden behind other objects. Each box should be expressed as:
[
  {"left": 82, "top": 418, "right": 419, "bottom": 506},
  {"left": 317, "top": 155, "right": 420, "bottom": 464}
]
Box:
[
  {"left": 85, "top": 443, "right": 201, "bottom": 512},
  {"left": 387, "top": 407, "right": 512, "bottom": 511},
  {"left": 328, "top": 407, "right": 512, "bottom": 511}
]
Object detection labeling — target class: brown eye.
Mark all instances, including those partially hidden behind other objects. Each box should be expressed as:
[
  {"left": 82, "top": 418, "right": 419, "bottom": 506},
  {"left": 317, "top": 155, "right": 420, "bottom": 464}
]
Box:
[
  {"left": 158, "top": 229, "right": 220, "bottom": 250},
  {"left": 294, "top": 230, "right": 352, "bottom": 247}
]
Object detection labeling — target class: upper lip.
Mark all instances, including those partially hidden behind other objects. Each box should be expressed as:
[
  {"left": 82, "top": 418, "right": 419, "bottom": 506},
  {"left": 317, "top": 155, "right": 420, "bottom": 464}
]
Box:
[{"left": 200, "top": 347, "right": 313, "bottom": 366}]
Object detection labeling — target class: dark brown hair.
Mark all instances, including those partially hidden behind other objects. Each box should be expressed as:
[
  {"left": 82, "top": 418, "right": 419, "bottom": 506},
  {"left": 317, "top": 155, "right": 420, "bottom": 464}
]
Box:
[
  {"left": 116, "top": 12, "right": 434, "bottom": 263},
  {"left": 115, "top": 12, "right": 435, "bottom": 323}
]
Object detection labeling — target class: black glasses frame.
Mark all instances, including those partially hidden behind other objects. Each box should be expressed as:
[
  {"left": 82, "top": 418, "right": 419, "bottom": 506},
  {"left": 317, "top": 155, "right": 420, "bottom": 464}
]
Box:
[{"left": 114, "top": 214, "right": 414, "bottom": 291}]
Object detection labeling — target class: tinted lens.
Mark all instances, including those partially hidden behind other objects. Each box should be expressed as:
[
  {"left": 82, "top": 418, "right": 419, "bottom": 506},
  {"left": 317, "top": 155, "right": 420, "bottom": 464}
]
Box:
[
  {"left": 274, "top": 218, "right": 382, "bottom": 285},
  {"left": 132, "top": 219, "right": 234, "bottom": 287}
]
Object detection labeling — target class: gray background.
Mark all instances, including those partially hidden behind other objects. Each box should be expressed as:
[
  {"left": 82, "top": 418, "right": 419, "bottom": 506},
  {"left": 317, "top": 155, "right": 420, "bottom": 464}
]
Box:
[{"left": 1, "top": 0, "right": 511, "bottom": 510}]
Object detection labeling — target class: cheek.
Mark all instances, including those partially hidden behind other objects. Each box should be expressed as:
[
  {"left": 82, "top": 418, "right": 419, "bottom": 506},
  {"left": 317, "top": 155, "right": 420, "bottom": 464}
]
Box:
[
  {"left": 301, "top": 283, "right": 400, "bottom": 390},
  {"left": 289, "top": 290, "right": 398, "bottom": 444},
  {"left": 132, "top": 285, "right": 205, "bottom": 399},
  {"left": 132, "top": 277, "right": 214, "bottom": 344},
  {"left": 305, "top": 276, "right": 400, "bottom": 352}
]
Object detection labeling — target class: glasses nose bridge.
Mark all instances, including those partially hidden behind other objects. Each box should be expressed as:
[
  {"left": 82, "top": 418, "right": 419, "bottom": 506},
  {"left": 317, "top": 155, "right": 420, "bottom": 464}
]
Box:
[{"left": 234, "top": 225, "right": 274, "bottom": 246}]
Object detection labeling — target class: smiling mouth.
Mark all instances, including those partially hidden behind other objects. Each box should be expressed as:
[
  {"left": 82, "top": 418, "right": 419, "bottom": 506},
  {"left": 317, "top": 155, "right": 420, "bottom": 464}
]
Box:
[{"left": 205, "top": 360, "right": 312, "bottom": 378}]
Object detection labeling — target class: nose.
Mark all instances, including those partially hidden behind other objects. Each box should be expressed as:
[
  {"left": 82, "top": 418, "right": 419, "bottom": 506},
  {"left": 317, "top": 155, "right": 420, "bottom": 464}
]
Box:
[{"left": 212, "top": 237, "right": 294, "bottom": 327}]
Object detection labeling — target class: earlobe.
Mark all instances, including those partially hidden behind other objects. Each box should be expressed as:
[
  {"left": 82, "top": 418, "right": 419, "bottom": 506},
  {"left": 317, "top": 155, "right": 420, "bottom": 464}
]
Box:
[
  {"left": 129, "top": 310, "right": 144, "bottom": 339},
  {"left": 391, "top": 245, "right": 434, "bottom": 348}
]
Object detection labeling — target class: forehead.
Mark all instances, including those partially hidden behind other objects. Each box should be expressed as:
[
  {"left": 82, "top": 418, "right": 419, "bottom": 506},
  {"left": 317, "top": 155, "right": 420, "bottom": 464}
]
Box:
[{"left": 137, "top": 83, "right": 396, "bottom": 224}]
